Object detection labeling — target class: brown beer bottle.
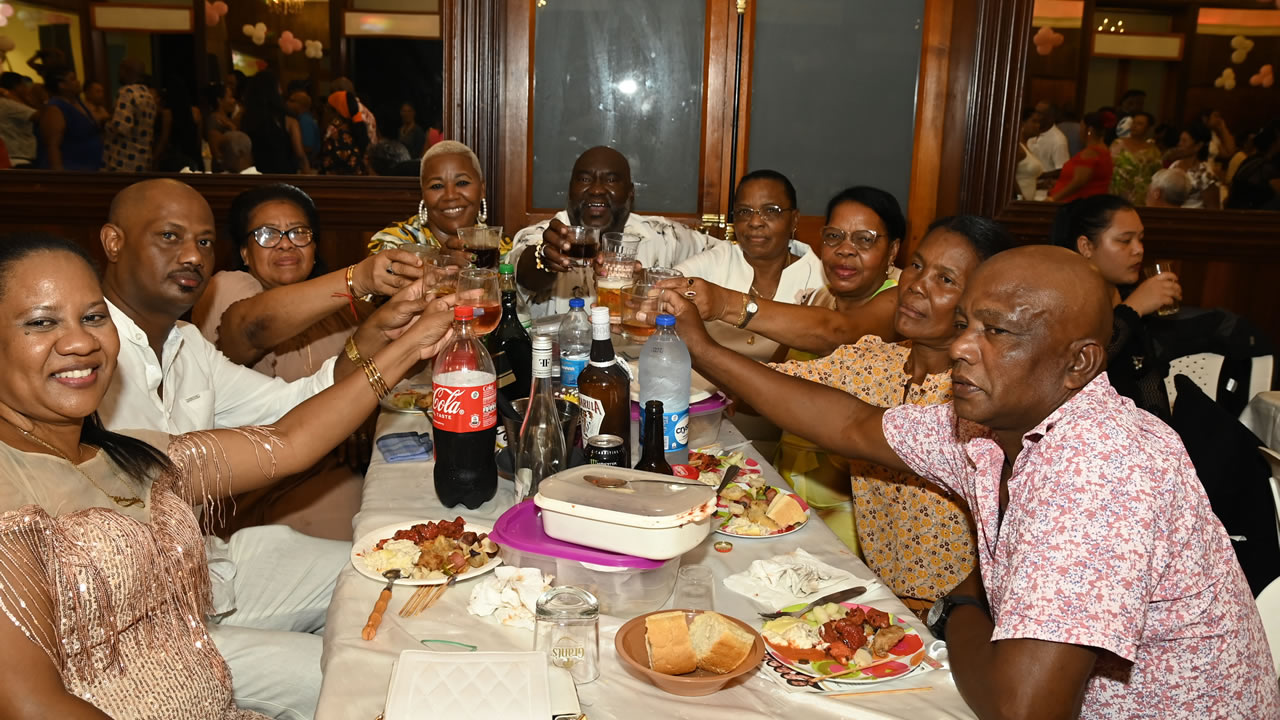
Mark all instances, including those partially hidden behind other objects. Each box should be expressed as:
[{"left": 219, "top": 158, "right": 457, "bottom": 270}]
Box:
[
  {"left": 634, "top": 400, "right": 673, "bottom": 475},
  {"left": 577, "top": 306, "right": 632, "bottom": 466}
]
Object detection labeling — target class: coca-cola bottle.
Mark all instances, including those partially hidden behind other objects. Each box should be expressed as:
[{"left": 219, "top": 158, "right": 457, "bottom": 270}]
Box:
[{"left": 432, "top": 306, "right": 499, "bottom": 508}]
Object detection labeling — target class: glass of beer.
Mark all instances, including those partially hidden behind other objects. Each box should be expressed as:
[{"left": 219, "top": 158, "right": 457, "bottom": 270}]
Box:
[
  {"left": 564, "top": 226, "right": 600, "bottom": 267},
  {"left": 458, "top": 268, "right": 502, "bottom": 334},
  {"left": 1144, "top": 260, "right": 1179, "bottom": 316},
  {"left": 458, "top": 226, "right": 503, "bottom": 269},
  {"left": 595, "top": 252, "right": 637, "bottom": 325},
  {"left": 620, "top": 283, "right": 663, "bottom": 342}
]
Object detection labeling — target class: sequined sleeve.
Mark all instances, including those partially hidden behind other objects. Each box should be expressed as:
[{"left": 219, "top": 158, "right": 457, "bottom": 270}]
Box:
[
  {"left": 165, "top": 427, "right": 286, "bottom": 533},
  {"left": 0, "top": 511, "right": 62, "bottom": 668}
]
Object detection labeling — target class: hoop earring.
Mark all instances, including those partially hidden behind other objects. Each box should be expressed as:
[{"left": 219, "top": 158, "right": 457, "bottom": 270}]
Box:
[
  {"left": 418, "top": 200, "right": 428, "bottom": 228},
  {"left": 478, "top": 198, "right": 488, "bottom": 226}
]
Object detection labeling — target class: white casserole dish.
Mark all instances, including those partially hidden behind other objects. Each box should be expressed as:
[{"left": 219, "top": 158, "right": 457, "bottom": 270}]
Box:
[{"left": 534, "top": 466, "right": 716, "bottom": 561}]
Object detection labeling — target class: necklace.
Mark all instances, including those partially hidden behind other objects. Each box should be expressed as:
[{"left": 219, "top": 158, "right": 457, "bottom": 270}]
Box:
[
  {"left": 745, "top": 252, "right": 797, "bottom": 345},
  {"left": 18, "top": 428, "right": 146, "bottom": 508}
]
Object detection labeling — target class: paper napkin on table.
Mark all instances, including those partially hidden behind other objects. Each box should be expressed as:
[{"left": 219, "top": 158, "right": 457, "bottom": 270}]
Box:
[
  {"left": 723, "top": 548, "right": 879, "bottom": 610},
  {"left": 466, "top": 567, "right": 553, "bottom": 630}
]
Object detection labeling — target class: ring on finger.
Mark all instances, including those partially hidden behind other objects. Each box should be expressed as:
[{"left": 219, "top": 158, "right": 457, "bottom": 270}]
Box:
[
  {"left": 684, "top": 290, "right": 697, "bottom": 298},
  {"left": 687, "top": 277, "right": 695, "bottom": 287},
  {"left": 386, "top": 263, "right": 396, "bottom": 275}
]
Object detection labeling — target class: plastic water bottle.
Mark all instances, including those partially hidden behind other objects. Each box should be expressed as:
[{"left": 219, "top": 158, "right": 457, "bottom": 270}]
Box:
[
  {"left": 558, "top": 297, "right": 591, "bottom": 394},
  {"left": 639, "top": 314, "right": 691, "bottom": 465}
]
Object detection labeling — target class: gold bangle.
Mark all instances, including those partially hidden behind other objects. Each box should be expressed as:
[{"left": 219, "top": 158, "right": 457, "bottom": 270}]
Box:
[
  {"left": 735, "top": 291, "right": 750, "bottom": 327},
  {"left": 361, "top": 358, "right": 390, "bottom": 399},
  {"left": 344, "top": 334, "right": 364, "bottom": 367},
  {"left": 345, "top": 264, "right": 358, "bottom": 297}
]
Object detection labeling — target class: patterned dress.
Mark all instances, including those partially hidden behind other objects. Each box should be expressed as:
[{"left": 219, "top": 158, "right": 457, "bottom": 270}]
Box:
[
  {"left": 367, "top": 215, "right": 512, "bottom": 260},
  {"left": 1109, "top": 141, "right": 1162, "bottom": 205},
  {"left": 0, "top": 430, "right": 272, "bottom": 719},
  {"left": 771, "top": 336, "right": 976, "bottom": 614},
  {"left": 104, "top": 84, "right": 156, "bottom": 172}
]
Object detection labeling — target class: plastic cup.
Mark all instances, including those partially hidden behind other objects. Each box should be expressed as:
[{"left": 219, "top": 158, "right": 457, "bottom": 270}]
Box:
[{"left": 673, "top": 565, "right": 715, "bottom": 610}]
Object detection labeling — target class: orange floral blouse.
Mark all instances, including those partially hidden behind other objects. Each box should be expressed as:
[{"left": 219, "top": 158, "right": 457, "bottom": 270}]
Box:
[{"left": 771, "top": 335, "right": 977, "bottom": 609}]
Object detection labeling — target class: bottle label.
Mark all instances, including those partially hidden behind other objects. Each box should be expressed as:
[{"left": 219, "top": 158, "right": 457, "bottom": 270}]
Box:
[
  {"left": 491, "top": 349, "right": 516, "bottom": 389},
  {"left": 663, "top": 409, "right": 690, "bottom": 453},
  {"left": 432, "top": 374, "right": 497, "bottom": 433},
  {"left": 560, "top": 354, "right": 588, "bottom": 388},
  {"left": 579, "top": 394, "right": 605, "bottom": 439}
]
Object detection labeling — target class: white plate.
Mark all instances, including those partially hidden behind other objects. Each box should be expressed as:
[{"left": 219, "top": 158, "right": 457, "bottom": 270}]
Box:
[
  {"left": 713, "top": 483, "right": 811, "bottom": 538},
  {"left": 380, "top": 381, "right": 433, "bottom": 415},
  {"left": 351, "top": 520, "right": 502, "bottom": 586}
]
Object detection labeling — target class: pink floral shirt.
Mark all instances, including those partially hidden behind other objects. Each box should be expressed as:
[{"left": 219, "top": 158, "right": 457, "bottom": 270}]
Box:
[{"left": 883, "top": 374, "right": 1279, "bottom": 719}]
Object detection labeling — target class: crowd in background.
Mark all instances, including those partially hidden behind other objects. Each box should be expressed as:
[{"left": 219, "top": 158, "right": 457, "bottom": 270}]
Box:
[
  {"left": 0, "top": 49, "right": 439, "bottom": 177},
  {"left": 1017, "top": 88, "right": 1279, "bottom": 210}
]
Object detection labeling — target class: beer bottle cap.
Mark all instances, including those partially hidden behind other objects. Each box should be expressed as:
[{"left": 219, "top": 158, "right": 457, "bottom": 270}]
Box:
[{"left": 499, "top": 263, "right": 514, "bottom": 275}]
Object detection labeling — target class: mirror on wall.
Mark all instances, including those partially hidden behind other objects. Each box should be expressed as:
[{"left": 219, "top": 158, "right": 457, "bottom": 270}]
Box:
[
  {"left": 1016, "top": 1, "right": 1279, "bottom": 211},
  {"left": 0, "top": 0, "right": 441, "bottom": 176}
]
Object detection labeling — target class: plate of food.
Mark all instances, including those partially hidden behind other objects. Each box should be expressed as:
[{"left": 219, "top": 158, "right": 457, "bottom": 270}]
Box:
[
  {"left": 760, "top": 602, "right": 926, "bottom": 683},
  {"left": 380, "top": 381, "right": 433, "bottom": 415},
  {"left": 714, "top": 476, "right": 809, "bottom": 537},
  {"left": 687, "top": 449, "right": 764, "bottom": 483},
  {"left": 351, "top": 517, "right": 502, "bottom": 586}
]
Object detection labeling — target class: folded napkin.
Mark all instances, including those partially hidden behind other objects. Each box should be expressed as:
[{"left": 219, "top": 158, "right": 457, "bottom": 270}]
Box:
[
  {"left": 466, "top": 566, "right": 553, "bottom": 630},
  {"left": 377, "top": 432, "right": 433, "bottom": 463},
  {"left": 722, "top": 548, "right": 879, "bottom": 610}
]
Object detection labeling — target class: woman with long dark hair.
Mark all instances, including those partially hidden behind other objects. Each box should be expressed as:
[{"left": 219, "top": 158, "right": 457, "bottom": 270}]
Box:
[{"left": 239, "top": 71, "right": 309, "bottom": 174}]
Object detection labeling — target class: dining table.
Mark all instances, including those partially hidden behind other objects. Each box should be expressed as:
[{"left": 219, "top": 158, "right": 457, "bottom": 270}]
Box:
[{"left": 315, "top": 408, "right": 979, "bottom": 720}]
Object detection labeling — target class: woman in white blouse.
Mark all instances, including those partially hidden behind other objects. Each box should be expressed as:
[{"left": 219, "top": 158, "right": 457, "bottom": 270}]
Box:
[{"left": 675, "top": 169, "right": 824, "bottom": 363}]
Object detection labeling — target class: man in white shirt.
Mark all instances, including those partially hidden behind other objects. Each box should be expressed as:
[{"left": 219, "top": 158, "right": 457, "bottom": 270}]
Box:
[
  {"left": 96, "top": 178, "right": 420, "bottom": 720},
  {"left": 1027, "top": 101, "right": 1070, "bottom": 172},
  {"left": 509, "top": 145, "right": 722, "bottom": 318}
]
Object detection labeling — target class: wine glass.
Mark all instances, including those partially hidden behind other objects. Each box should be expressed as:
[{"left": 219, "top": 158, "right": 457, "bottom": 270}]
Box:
[{"left": 458, "top": 268, "right": 501, "bottom": 335}]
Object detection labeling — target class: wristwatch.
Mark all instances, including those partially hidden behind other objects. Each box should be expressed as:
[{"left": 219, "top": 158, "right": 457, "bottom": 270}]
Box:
[
  {"left": 736, "top": 292, "right": 759, "bottom": 329},
  {"left": 926, "top": 594, "right": 987, "bottom": 642}
]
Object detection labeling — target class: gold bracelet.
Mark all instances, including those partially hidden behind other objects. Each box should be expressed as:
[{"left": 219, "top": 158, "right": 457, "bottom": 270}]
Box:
[
  {"left": 735, "top": 291, "right": 750, "bottom": 328},
  {"left": 345, "top": 264, "right": 358, "bottom": 297},
  {"left": 533, "top": 236, "right": 548, "bottom": 271},
  {"left": 344, "top": 334, "right": 364, "bottom": 367},
  {"left": 361, "top": 358, "right": 390, "bottom": 399}
]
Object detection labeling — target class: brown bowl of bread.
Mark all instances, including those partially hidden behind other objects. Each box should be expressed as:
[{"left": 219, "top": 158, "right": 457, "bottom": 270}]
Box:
[{"left": 614, "top": 609, "right": 765, "bottom": 696}]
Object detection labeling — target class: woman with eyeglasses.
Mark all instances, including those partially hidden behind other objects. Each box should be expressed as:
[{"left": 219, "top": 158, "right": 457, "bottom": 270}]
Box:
[
  {"left": 192, "top": 183, "right": 426, "bottom": 537},
  {"left": 674, "top": 169, "right": 825, "bottom": 363}
]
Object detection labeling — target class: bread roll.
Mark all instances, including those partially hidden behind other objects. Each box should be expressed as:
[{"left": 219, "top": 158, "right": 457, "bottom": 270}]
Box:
[
  {"left": 765, "top": 493, "right": 805, "bottom": 528},
  {"left": 645, "top": 611, "right": 697, "bottom": 675},
  {"left": 689, "top": 611, "right": 754, "bottom": 674}
]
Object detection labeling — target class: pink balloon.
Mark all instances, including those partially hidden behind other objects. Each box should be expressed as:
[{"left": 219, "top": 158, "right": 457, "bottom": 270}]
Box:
[
  {"left": 280, "top": 30, "right": 294, "bottom": 40},
  {"left": 213, "top": 1, "right": 227, "bottom": 13},
  {"left": 1252, "top": 73, "right": 1265, "bottom": 86},
  {"left": 0, "top": 4, "right": 13, "bottom": 17},
  {"left": 0, "top": 15, "right": 7, "bottom": 27},
  {"left": 204, "top": 5, "right": 219, "bottom": 25},
  {"left": 1264, "top": 76, "right": 1275, "bottom": 88}
]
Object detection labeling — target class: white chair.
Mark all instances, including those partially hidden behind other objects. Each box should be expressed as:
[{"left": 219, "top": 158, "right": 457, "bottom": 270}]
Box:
[
  {"left": 1164, "top": 354, "right": 1274, "bottom": 414},
  {"left": 1260, "top": 447, "right": 1280, "bottom": 676}
]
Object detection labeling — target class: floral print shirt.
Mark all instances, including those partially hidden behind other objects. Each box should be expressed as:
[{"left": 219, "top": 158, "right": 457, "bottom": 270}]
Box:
[
  {"left": 320, "top": 120, "right": 365, "bottom": 175},
  {"left": 772, "top": 336, "right": 976, "bottom": 608},
  {"left": 882, "top": 374, "right": 1279, "bottom": 718}
]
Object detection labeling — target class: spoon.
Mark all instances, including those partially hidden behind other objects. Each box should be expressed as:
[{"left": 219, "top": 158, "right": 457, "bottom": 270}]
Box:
[
  {"left": 362, "top": 569, "right": 402, "bottom": 641},
  {"left": 583, "top": 474, "right": 712, "bottom": 489}
]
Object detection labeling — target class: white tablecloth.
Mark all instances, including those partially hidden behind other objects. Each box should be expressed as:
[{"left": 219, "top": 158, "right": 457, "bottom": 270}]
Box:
[
  {"left": 315, "top": 412, "right": 977, "bottom": 720},
  {"left": 1245, "top": 391, "right": 1280, "bottom": 454}
]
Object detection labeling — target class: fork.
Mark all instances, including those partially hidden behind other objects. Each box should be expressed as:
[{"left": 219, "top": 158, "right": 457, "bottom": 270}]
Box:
[{"left": 756, "top": 585, "right": 868, "bottom": 620}]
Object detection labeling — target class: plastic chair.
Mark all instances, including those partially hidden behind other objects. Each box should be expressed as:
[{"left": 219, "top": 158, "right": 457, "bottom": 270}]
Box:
[
  {"left": 1164, "top": 354, "right": 1274, "bottom": 416},
  {"left": 1259, "top": 577, "right": 1280, "bottom": 677}
]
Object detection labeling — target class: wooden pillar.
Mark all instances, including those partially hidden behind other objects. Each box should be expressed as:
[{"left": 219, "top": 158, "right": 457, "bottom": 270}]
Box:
[
  {"left": 329, "top": 0, "right": 345, "bottom": 79},
  {"left": 443, "top": 0, "right": 503, "bottom": 227}
]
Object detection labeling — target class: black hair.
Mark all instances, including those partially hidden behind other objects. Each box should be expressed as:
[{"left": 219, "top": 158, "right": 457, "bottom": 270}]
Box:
[
  {"left": 1120, "top": 89, "right": 1146, "bottom": 102},
  {"left": 1133, "top": 111, "right": 1155, "bottom": 126},
  {"left": 1021, "top": 106, "right": 1039, "bottom": 123},
  {"left": 0, "top": 232, "right": 174, "bottom": 481},
  {"left": 1049, "top": 194, "right": 1134, "bottom": 251},
  {"left": 40, "top": 65, "right": 75, "bottom": 94},
  {"left": 736, "top": 169, "right": 797, "bottom": 209},
  {"left": 228, "top": 69, "right": 247, "bottom": 99},
  {"left": 1153, "top": 123, "right": 1180, "bottom": 149},
  {"left": 1185, "top": 122, "right": 1212, "bottom": 161},
  {"left": 285, "top": 78, "right": 311, "bottom": 96},
  {"left": 925, "top": 215, "right": 1013, "bottom": 261},
  {"left": 240, "top": 71, "right": 287, "bottom": 134},
  {"left": 0, "top": 72, "right": 30, "bottom": 91},
  {"left": 1082, "top": 112, "right": 1106, "bottom": 136},
  {"left": 368, "top": 139, "right": 410, "bottom": 176},
  {"left": 824, "top": 186, "right": 906, "bottom": 242},
  {"left": 227, "top": 184, "right": 324, "bottom": 275}
]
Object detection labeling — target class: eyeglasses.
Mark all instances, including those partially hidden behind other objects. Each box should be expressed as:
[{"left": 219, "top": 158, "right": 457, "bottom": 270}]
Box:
[
  {"left": 249, "top": 226, "right": 314, "bottom": 248},
  {"left": 820, "top": 226, "right": 884, "bottom": 250},
  {"left": 732, "top": 205, "right": 793, "bottom": 223}
]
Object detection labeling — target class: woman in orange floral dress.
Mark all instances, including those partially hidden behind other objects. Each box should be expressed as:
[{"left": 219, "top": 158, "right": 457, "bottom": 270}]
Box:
[{"left": 769, "top": 216, "right": 1011, "bottom": 615}]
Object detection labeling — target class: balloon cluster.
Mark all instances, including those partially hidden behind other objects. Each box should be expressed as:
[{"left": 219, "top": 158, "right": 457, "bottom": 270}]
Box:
[
  {"left": 277, "top": 29, "right": 302, "bottom": 54},
  {"left": 204, "top": 0, "right": 227, "bottom": 26},
  {"left": 242, "top": 21, "right": 267, "bottom": 45},
  {"left": 1250, "top": 64, "right": 1274, "bottom": 88},
  {"left": 1214, "top": 67, "right": 1237, "bottom": 91},
  {"left": 1033, "top": 26, "right": 1065, "bottom": 56},
  {"left": 1230, "top": 35, "right": 1254, "bottom": 64},
  {"left": 304, "top": 39, "right": 323, "bottom": 59},
  {"left": 0, "top": 3, "right": 12, "bottom": 28}
]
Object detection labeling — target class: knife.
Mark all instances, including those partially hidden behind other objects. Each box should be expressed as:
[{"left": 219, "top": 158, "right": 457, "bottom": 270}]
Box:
[
  {"left": 757, "top": 585, "right": 868, "bottom": 620},
  {"left": 715, "top": 465, "right": 741, "bottom": 496}
]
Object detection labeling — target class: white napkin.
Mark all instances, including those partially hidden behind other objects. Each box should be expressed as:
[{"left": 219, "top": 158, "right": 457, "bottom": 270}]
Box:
[
  {"left": 466, "top": 566, "right": 553, "bottom": 629},
  {"left": 722, "top": 548, "right": 878, "bottom": 610}
]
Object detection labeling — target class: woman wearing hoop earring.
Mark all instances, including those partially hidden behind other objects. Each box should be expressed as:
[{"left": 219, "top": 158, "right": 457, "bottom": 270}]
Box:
[{"left": 368, "top": 140, "right": 512, "bottom": 262}]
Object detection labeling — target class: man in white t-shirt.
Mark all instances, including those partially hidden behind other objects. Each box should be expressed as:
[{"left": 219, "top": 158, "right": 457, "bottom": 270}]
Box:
[
  {"left": 509, "top": 145, "right": 722, "bottom": 319},
  {"left": 96, "top": 178, "right": 423, "bottom": 719},
  {"left": 1026, "top": 101, "right": 1070, "bottom": 172}
]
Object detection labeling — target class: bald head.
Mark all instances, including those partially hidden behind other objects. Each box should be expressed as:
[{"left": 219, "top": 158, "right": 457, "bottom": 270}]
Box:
[
  {"left": 567, "top": 146, "right": 634, "bottom": 233},
  {"left": 974, "top": 245, "right": 1113, "bottom": 351},
  {"left": 108, "top": 178, "right": 209, "bottom": 228}
]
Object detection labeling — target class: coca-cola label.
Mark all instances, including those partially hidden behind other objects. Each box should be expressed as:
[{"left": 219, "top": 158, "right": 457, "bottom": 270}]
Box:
[{"left": 432, "top": 371, "right": 497, "bottom": 433}]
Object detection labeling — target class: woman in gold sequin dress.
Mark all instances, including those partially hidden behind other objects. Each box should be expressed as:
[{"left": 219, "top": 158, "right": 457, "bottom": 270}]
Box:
[{"left": 0, "top": 233, "right": 454, "bottom": 719}]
